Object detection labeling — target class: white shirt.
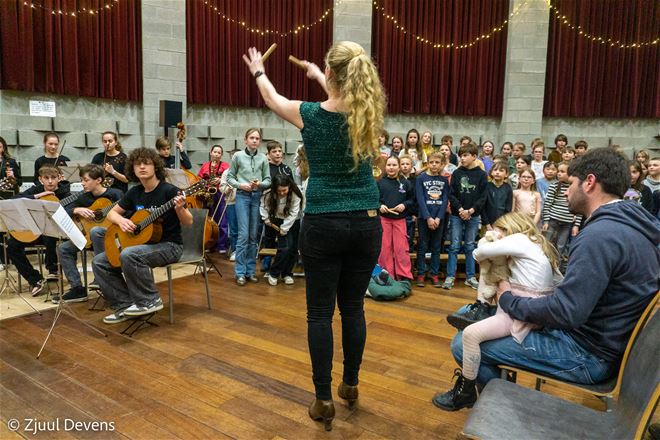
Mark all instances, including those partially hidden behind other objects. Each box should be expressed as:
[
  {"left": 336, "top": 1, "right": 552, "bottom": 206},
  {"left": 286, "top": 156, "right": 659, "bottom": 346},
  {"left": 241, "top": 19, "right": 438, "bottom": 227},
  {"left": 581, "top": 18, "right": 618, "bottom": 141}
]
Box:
[
  {"left": 473, "top": 233, "right": 557, "bottom": 290},
  {"left": 531, "top": 160, "right": 547, "bottom": 178}
]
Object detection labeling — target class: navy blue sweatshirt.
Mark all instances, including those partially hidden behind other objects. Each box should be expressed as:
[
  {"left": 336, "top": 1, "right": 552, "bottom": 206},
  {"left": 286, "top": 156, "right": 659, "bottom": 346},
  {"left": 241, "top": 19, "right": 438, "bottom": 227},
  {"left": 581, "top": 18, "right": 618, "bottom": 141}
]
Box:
[
  {"left": 448, "top": 166, "right": 488, "bottom": 216},
  {"left": 499, "top": 201, "right": 660, "bottom": 363},
  {"left": 378, "top": 176, "right": 415, "bottom": 219},
  {"left": 482, "top": 181, "right": 513, "bottom": 226},
  {"left": 415, "top": 172, "right": 450, "bottom": 220}
]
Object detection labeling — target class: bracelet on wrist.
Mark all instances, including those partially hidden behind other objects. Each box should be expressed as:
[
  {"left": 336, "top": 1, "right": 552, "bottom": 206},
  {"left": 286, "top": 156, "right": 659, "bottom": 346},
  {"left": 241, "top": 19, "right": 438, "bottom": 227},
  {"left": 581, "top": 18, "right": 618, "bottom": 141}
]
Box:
[{"left": 253, "top": 70, "right": 264, "bottom": 79}]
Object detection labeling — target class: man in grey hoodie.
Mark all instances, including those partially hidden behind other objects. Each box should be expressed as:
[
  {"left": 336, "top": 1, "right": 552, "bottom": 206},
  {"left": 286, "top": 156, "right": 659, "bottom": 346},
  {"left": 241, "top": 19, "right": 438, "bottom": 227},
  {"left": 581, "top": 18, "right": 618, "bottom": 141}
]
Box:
[{"left": 434, "top": 148, "right": 660, "bottom": 411}]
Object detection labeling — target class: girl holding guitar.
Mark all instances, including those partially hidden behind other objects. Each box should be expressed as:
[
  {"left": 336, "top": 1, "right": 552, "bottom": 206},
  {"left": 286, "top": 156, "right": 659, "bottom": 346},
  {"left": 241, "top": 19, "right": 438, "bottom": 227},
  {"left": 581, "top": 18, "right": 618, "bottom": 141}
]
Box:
[
  {"left": 33, "top": 132, "right": 69, "bottom": 183},
  {"left": 52, "top": 164, "right": 123, "bottom": 304},
  {"left": 91, "top": 131, "right": 128, "bottom": 194},
  {"left": 7, "top": 165, "right": 72, "bottom": 296},
  {"left": 92, "top": 148, "right": 192, "bottom": 324}
]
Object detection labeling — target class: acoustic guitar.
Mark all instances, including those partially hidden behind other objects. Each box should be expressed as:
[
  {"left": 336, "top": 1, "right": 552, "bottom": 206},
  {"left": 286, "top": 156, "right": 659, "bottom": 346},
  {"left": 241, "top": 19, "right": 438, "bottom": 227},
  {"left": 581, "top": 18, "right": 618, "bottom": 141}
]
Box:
[
  {"left": 76, "top": 197, "right": 119, "bottom": 247},
  {"left": 10, "top": 192, "right": 82, "bottom": 243},
  {"left": 103, "top": 180, "right": 206, "bottom": 268}
]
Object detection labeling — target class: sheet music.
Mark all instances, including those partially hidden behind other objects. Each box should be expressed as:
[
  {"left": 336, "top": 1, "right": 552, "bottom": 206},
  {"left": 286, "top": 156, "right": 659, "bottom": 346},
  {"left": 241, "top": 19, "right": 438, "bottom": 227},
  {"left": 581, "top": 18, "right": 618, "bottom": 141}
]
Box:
[
  {"left": 0, "top": 199, "right": 41, "bottom": 234},
  {"left": 51, "top": 206, "right": 87, "bottom": 250}
]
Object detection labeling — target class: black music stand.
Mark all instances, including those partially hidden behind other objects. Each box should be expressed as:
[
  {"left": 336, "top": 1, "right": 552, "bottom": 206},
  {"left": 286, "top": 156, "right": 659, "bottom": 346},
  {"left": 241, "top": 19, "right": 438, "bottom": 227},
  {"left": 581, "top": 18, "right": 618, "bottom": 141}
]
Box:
[
  {"left": 14, "top": 199, "right": 107, "bottom": 358},
  {"left": 0, "top": 206, "right": 41, "bottom": 316}
]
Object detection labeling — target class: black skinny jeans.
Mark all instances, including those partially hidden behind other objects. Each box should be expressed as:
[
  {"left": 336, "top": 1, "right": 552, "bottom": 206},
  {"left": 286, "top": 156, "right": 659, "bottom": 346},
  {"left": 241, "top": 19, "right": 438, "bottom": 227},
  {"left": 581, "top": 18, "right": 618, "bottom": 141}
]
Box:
[{"left": 300, "top": 211, "right": 382, "bottom": 400}]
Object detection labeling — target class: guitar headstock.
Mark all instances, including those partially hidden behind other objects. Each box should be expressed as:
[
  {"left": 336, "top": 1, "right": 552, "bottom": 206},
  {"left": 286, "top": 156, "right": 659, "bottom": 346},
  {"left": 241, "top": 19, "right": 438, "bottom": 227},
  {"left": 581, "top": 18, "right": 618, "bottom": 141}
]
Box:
[
  {"left": 183, "top": 180, "right": 207, "bottom": 197},
  {"left": 0, "top": 176, "right": 16, "bottom": 191},
  {"left": 176, "top": 122, "right": 186, "bottom": 143}
]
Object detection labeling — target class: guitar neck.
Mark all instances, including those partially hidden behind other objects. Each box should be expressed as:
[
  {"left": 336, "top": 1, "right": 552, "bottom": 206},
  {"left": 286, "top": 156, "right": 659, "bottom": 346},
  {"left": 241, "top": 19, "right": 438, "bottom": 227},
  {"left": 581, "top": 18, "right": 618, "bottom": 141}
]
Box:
[
  {"left": 101, "top": 201, "right": 119, "bottom": 217},
  {"left": 59, "top": 192, "right": 81, "bottom": 206}
]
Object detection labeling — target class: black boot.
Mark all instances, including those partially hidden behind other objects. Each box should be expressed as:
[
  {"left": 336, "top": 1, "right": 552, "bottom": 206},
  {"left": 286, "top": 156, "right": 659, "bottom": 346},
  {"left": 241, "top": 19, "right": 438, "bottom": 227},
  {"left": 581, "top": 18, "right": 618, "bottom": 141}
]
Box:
[
  {"left": 431, "top": 369, "right": 478, "bottom": 411},
  {"left": 446, "top": 301, "right": 495, "bottom": 330}
]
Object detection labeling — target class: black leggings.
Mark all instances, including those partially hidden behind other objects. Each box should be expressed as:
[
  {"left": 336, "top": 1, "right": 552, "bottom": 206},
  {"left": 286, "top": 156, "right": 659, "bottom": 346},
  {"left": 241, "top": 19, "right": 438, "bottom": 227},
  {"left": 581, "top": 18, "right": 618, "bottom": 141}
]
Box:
[{"left": 300, "top": 212, "right": 382, "bottom": 400}]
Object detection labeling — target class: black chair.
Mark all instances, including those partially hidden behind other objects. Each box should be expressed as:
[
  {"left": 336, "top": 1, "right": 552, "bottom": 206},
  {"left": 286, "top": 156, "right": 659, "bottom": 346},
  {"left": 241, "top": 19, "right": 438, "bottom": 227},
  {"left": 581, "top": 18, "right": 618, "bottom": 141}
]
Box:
[{"left": 459, "top": 312, "right": 660, "bottom": 440}]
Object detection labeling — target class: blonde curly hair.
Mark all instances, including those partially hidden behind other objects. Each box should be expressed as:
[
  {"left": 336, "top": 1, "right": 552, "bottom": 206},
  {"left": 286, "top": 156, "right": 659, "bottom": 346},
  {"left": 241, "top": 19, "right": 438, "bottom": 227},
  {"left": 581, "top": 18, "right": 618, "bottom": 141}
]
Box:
[
  {"left": 325, "top": 41, "right": 387, "bottom": 170},
  {"left": 493, "top": 212, "right": 560, "bottom": 272}
]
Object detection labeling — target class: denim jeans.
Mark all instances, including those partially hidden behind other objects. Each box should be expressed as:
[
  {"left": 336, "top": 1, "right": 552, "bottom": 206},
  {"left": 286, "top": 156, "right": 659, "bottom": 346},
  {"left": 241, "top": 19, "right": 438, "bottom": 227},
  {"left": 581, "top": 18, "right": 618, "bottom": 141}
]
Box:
[
  {"left": 234, "top": 191, "right": 261, "bottom": 277},
  {"left": 58, "top": 226, "right": 107, "bottom": 289},
  {"left": 92, "top": 241, "right": 182, "bottom": 311},
  {"left": 544, "top": 219, "right": 571, "bottom": 258},
  {"left": 416, "top": 218, "right": 443, "bottom": 276},
  {"left": 269, "top": 219, "right": 300, "bottom": 278},
  {"left": 300, "top": 212, "right": 382, "bottom": 400},
  {"left": 227, "top": 204, "right": 237, "bottom": 252},
  {"left": 451, "top": 328, "right": 615, "bottom": 386},
  {"left": 446, "top": 214, "right": 480, "bottom": 279}
]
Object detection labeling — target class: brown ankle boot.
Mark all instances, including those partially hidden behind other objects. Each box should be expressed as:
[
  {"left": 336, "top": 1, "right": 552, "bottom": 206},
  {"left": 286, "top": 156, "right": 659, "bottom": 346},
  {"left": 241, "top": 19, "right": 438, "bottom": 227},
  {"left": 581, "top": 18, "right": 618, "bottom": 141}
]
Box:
[
  {"left": 308, "top": 399, "right": 335, "bottom": 431},
  {"left": 337, "top": 382, "right": 359, "bottom": 408}
]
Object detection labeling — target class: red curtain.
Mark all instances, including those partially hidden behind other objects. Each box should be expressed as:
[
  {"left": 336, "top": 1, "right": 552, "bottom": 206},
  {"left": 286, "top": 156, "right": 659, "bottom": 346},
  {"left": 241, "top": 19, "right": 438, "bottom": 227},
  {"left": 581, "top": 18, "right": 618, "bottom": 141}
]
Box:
[
  {"left": 0, "top": 0, "right": 142, "bottom": 101},
  {"left": 187, "top": 0, "right": 333, "bottom": 106},
  {"left": 544, "top": 0, "right": 660, "bottom": 118},
  {"left": 371, "top": 0, "right": 508, "bottom": 116}
]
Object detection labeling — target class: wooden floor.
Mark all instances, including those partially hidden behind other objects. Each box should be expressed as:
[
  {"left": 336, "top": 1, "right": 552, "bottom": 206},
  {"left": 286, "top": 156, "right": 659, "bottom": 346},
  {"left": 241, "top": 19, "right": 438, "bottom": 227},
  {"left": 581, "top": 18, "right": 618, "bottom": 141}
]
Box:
[{"left": 0, "top": 255, "right": 603, "bottom": 439}]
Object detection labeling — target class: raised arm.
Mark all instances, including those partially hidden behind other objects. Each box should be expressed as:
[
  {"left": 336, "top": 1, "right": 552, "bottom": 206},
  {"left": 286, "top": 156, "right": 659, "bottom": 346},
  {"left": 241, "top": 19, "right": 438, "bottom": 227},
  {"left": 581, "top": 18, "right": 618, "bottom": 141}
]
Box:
[{"left": 242, "top": 47, "right": 326, "bottom": 129}]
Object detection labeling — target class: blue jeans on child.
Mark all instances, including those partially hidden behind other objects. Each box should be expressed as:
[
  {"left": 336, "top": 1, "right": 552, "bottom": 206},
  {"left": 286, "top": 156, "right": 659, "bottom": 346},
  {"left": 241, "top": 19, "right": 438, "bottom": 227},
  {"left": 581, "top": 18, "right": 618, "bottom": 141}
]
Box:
[
  {"left": 450, "top": 327, "right": 615, "bottom": 385},
  {"left": 446, "top": 214, "right": 480, "bottom": 279},
  {"left": 227, "top": 204, "right": 237, "bottom": 252},
  {"left": 416, "top": 218, "right": 443, "bottom": 276},
  {"left": 235, "top": 190, "right": 261, "bottom": 278}
]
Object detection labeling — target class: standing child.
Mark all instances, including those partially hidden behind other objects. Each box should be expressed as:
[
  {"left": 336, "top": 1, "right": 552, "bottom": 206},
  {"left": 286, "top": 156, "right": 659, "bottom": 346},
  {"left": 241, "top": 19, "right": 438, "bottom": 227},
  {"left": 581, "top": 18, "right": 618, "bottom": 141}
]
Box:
[
  {"left": 227, "top": 128, "right": 271, "bottom": 285},
  {"left": 220, "top": 153, "right": 238, "bottom": 260},
  {"left": 542, "top": 161, "right": 582, "bottom": 264},
  {"left": 433, "top": 212, "right": 560, "bottom": 410},
  {"left": 155, "top": 136, "right": 192, "bottom": 169},
  {"left": 479, "top": 141, "right": 495, "bottom": 174},
  {"left": 574, "top": 140, "right": 588, "bottom": 157},
  {"left": 513, "top": 169, "right": 542, "bottom": 226},
  {"left": 399, "top": 154, "right": 417, "bottom": 252},
  {"left": 198, "top": 144, "right": 231, "bottom": 252},
  {"left": 562, "top": 147, "right": 576, "bottom": 162},
  {"left": 481, "top": 162, "right": 513, "bottom": 231},
  {"left": 404, "top": 129, "right": 427, "bottom": 173},
  {"left": 415, "top": 152, "right": 450, "bottom": 287},
  {"left": 33, "top": 132, "right": 69, "bottom": 183},
  {"left": 377, "top": 156, "right": 415, "bottom": 281},
  {"left": 390, "top": 136, "right": 404, "bottom": 157},
  {"left": 643, "top": 157, "right": 660, "bottom": 194},
  {"left": 509, "top": 156, "right": 530, "bottom": 189},
  {"left": 421, "top": 131, "right": 435, "bottom": 162},
  {"left": 444, "top": 143, "right": 488, "bottom": 290},
  {"left": 439, "top": 144, "right": 458, "bottom": 175},
  {"left": 535, "top": 161, "right": 557, "bottom": 205},
  {"left": 548, "top": 134, "right": 567, "bottom": 163},
  {"left": 441, "top": 135, "right": 459, "bottom": 166},
  {"left": 260, "top": 174, "right": 303, "bottom": 286},
  {"left": 625, "top": 160, "right": 654, "bottom": 213},
  {"left": 530, "top": 143, "right": 547, "bottom": 177},
  {"left": 635, "top": 150, "right": 650, "bottom": 169},
  {"left": 91, "top": 131, "right": 128, "bottom": 194},
  {"left": 378, "top": 129, "right": 391, "bottom": 158}
]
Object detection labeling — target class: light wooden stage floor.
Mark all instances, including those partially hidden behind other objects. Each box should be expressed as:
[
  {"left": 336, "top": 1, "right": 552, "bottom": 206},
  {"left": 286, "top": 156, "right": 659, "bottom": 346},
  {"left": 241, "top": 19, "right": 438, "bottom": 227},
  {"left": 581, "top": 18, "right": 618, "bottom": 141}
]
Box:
[{"left": 0, "top": 256, "right": 602, "bottom": 439}]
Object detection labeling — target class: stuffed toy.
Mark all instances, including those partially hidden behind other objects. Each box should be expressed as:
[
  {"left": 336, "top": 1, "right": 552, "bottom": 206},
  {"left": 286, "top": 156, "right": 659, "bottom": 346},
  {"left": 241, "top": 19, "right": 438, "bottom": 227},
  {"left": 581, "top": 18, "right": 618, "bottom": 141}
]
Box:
[{"left": 477, "top": 230, "right": 511, "bottom": 301}]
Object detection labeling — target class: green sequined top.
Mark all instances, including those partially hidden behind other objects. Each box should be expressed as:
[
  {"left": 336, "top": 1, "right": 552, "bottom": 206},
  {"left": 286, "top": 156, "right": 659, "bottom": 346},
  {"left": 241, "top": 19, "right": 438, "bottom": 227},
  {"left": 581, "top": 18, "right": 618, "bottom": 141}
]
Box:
[{"left": 300, "top": 101, "right": 379, "bottom": 214}]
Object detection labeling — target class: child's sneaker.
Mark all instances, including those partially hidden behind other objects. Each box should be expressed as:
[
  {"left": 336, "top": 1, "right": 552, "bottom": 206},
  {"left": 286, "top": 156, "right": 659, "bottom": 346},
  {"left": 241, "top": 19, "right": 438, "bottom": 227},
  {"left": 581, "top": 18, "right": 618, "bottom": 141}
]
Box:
[
  {"left": 103, "top": 310, "right": 129, "bottom": 324},
  {"left": 123, "top": 298, "right": 164, "bottom": 316},
  {"left": 30, "top": 279, "right": 46, "bottom": 297},
  {"left": 416, "top": 275, "right": 425, "bottom": 287},
  {"left": 465, "top": 277, "right": 479, "bottom": 290},
  {"left": 267, "top": 274, "right": 278, "bottom": 286},
  {"left": 431, "top": 275, "right": 441, "bottom": 288},
  {"left": 283, "top": 276, "right": 294, "bottom": 285},
  {"left": 442, "top": 277, "right": 455, "bottom": 290}
]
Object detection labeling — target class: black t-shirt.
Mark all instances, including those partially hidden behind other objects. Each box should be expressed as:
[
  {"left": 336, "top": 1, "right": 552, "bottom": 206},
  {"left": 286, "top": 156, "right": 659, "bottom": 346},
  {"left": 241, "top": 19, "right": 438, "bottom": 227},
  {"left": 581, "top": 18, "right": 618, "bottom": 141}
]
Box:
[
  {"left": 67, "top": 188, "right": 123, "bottom": 216},
  {"left": 91, "top": 152, "right": 128, "bottom": 194},
  {"left": 162, "top": 152, "right": 192, "bottom": 170},
  {"left": 118, "top": 181, "right": 182, "bottom": 244},
  {"left": 33, "top": 155, "right": 70, "bottom": 183}
]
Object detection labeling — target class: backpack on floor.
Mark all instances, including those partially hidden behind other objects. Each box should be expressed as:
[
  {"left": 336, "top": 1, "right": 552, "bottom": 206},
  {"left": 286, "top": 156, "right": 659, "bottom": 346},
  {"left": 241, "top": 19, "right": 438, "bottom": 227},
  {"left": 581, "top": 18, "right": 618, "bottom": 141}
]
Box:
[{"left": 365, "top": 267, "right": 412, "bottom": 301}]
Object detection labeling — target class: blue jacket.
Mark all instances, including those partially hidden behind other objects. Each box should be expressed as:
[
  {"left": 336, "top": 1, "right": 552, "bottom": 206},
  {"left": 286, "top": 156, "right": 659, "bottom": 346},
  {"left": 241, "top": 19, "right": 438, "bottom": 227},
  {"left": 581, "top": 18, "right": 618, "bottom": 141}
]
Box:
[
  {"left": 415, "top": 172, "right": 449, "bottom": 220},
  {"left": 500, "top": 201, "right": 660, "bottom": 362}
]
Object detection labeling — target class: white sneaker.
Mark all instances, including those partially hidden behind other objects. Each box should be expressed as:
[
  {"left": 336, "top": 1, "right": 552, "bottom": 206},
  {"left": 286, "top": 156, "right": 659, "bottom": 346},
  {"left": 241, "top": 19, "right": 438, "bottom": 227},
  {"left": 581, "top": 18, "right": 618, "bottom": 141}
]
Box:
[
  {"left": 267, "top": 275, "right": 278, "bottom": 286},
  {"left": 0, "top": 264, "right": 5, "bottom": 271},
  {"left": 283, "top": 276, "right": 294, "bottom": 285},
  {"left": 124, "top": 298, "right": 164, "bottom": 316},
  {"left": 229, "top": 253, "right": 236, "bottom": 262}
]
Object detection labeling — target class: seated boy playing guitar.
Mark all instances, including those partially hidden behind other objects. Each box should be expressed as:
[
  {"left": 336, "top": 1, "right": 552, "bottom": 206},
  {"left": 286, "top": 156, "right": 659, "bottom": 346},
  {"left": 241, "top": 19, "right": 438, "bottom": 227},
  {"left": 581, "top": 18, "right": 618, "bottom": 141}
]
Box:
[
  {"left": 92, "top": 148, "right": 192, "bottom": 324},
  {"left": 7, "top": 165, "right": 71, "bottom": 296},
  {"left": 52, "top": 164, "right": 122, "bottom": 304}
]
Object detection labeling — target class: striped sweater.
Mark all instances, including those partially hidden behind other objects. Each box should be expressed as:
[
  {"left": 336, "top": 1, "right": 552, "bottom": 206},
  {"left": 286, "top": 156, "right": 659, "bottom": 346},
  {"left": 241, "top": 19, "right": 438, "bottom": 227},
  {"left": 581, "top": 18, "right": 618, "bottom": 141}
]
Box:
[{"left": 542, "top": 181, "right": 582, "bottom": 225}]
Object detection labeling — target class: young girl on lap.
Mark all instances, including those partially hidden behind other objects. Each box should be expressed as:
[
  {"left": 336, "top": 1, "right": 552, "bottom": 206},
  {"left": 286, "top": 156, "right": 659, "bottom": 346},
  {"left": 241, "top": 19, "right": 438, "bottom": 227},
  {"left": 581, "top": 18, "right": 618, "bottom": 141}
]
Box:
[{"left": 432, "top": 212, "right": 560, "bottom": 411}]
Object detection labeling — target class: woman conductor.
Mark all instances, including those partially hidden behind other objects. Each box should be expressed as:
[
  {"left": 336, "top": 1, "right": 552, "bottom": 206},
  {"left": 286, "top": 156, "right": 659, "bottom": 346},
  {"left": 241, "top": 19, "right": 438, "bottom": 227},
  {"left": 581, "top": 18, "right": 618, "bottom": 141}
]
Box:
[{"left": 243, "top": 41, "right": 386, "bottom": 431}]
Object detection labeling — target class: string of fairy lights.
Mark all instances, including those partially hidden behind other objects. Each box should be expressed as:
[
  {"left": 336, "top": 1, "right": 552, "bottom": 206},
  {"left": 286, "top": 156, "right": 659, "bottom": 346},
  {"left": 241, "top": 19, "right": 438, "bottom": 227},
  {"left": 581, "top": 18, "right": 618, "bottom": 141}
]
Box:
[
  {"left": 18, "top": 0, "right": 659, "bottom": 50},
  {"left": 372, "top": 0, "right": 529, "bottom": 49},
  {"left": 199, "top": 0, "right": 337, "bottom": 38},
  {"left": 21, "top": 0, "right": 119, "bottom": 16},
  {"left": 547, "top": 1, "right": 659, "bottom": 49}
]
